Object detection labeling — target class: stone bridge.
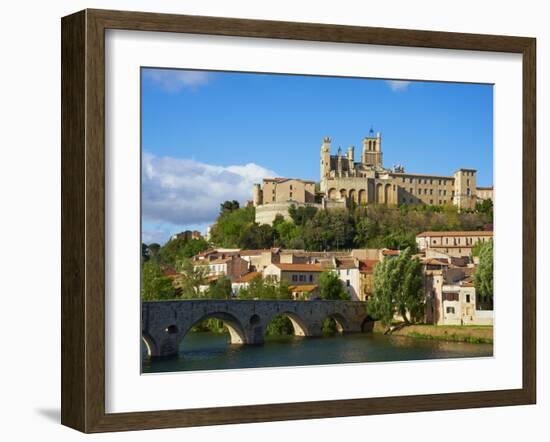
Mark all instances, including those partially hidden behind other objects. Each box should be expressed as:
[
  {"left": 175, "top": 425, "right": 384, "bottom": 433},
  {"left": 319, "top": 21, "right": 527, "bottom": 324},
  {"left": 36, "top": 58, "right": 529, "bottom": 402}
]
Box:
[{"left": 142, "top": 300, "right": 373, "bottom": 358}]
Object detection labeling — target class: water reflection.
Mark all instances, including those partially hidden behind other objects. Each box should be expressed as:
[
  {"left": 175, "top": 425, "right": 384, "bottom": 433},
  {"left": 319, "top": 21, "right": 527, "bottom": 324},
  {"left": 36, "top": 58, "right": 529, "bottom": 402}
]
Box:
[{"left": 142, "top": 331, "right": 493, "bottom": 374}]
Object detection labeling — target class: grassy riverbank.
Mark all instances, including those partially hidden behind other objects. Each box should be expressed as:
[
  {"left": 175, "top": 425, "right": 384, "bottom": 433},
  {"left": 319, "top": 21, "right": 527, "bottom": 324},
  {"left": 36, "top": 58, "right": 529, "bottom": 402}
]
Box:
[{"left": 373, "top": 322, "right": 493, "bottom": 344}]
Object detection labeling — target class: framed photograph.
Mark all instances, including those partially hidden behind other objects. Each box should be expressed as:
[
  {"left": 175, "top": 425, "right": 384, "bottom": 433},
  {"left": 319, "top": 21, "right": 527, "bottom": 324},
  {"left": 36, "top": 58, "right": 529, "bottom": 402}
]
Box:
[{"left": 61, "top": 9, "right": 536, "bottom": 433}]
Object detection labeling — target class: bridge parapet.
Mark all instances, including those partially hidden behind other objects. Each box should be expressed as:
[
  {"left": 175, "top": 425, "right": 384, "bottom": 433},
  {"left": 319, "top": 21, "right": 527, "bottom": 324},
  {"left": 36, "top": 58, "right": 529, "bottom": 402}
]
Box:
[{"left": 142, "top": 300, "right": 371, "bottom": 358}]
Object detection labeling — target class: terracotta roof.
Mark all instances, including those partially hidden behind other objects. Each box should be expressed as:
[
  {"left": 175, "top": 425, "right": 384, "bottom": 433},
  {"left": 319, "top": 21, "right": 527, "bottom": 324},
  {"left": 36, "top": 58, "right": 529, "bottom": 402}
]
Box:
[
  {"left": 161, "top": 266, "right": 179, "bottom": 278},
  {"left": 335, "top": 258, "right": 358, "bottom": 269},
  {"left": 417, "top": 231, "right": 494, "bottom": 238},
  {"left": 288, "top": 284, "right": 318, "bottom": 292},
  {"left": 235, "top": 271, "right": 261, "bottom": 283},
  {"left": 359, "top": 259, "right": 379, "bottom": 273},
  {"left": 272, "top": 263, "right": 323, "bottom": 272},
  {"left": 382, "top": 249, "right": 400, "bottom": 256}
]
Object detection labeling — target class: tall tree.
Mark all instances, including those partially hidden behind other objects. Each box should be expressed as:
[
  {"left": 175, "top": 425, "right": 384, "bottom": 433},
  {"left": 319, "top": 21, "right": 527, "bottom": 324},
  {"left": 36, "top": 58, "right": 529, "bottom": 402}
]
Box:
[
  {"left": 237, "top": 276, "right": 292, "bottom": 300},
  {"left": 473, "top": 240, "right": 493, "bottom": 305},
  {"left": 368, "top": 247, "right": 424, "bottom": 329},
  {"left": 318, "top": 270, "right": 349, "bottom": 300},
  {"left": 141, "top": 261, "right": 174, "bottom": 300},
  {"left": 205, "top": 276, "right": 233, "bottom": 299},
  {"left": 220, "top": 200, "right": 240, "bottom": 215}
]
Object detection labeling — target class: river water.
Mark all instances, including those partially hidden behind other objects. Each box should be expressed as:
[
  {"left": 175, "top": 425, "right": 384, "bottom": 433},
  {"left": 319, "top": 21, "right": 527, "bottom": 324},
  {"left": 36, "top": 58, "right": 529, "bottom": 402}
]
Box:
[{"left": 142, "top": 332, "right": 493, "bottom": 373}]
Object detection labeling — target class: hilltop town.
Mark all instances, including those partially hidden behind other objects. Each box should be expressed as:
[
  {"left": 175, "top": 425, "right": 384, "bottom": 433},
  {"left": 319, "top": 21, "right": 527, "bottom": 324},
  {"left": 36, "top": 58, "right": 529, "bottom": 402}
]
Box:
[{"left": 142, "top": 131, "right": 494, "bottom": 330}]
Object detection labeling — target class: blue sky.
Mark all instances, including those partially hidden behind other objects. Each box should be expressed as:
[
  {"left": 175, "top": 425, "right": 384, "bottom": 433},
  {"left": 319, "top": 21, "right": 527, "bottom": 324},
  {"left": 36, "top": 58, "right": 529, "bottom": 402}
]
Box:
[{"left": 141, "top": 68, "right": 493, "bottom": 244}]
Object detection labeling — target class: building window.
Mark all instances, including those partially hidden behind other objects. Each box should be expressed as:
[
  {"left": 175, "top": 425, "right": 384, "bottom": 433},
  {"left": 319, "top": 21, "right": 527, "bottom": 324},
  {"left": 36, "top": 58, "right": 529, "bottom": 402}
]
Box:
[
  {"left": 430, "top": 199, "right": 433, "bottom": 204},
  {"left": 346, "top": 280, "right": 350, "bottom": 287},
  {"left": 446, "top": 306, "right": 455, "bottom": 314},
  {"left": 443, "top": 190, "right": 447, "bottom": 196},
  {"left": 309, "top": 274, "right": 313, "bottom": 282},
  {"left": 466, "top": 294, "right": 471, "bottom": 303},
  {"left": 299, "top": 275, "right": 305, "bottom": 282},
  {"left": 430, "top": 179, "right": 433, "bottom": 185},
  {"left": 466, "top": 179, "right": 470, "bottom": 186},
  {"left": 418, "top": 189, "right": 422, "bottom": 195},
  {"left": 410, "top": 178, "right": 413, "bottom": 183},
  {"left": 292, "top": 275, "right": 298, "bottom": 282},
  {"left": 290, "top": 185, "right": 293, "bottom": 190},
  {"left": 410, "top": 187, "right": 413, "bottom": 193},
  {"left": 430, "top": 189, "right": 433, "bottom": 195},
  {"left": 424, "top": 189, "right": 427, "bottom": 194}
]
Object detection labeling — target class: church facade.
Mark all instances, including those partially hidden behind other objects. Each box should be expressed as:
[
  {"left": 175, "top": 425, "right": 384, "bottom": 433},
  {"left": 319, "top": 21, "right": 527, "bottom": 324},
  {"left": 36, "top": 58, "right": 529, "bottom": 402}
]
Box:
[{"left": 320, "top": 130, "right": 483, "bottom": 210}]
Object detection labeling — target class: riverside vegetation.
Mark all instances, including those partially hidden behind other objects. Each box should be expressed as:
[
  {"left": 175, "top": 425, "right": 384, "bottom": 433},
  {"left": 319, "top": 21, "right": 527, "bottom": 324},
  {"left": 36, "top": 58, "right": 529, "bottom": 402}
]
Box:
[{"left": 141, "top": 199, "right": 493, "bottom": 340}]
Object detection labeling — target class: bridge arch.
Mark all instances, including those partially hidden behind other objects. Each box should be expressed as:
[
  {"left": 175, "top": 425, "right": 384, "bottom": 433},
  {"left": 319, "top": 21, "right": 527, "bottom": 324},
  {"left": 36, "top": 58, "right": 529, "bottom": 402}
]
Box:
[
  {"left": 187, "top": 311, "right": 248, "bottom": 344},
  {"left": 141, "top": 333, "right": 158, "bottom": 359},
  {"left": 322, "top": 313, "right": 350, "bottom": 334},
  {"left": 264, "top": 311, "right": 309, "bottom": 337}
]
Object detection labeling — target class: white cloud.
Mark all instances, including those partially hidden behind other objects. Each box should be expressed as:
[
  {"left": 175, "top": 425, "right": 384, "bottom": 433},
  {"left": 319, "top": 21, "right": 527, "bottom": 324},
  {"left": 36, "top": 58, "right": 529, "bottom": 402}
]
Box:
[
  {"left": 386, "top": 80, "right": 412, "bottom": 92},
  {"left": 143, "top": 69, "right": 210, "bottom": 92},
  {"left": 142, "top": 153, "right": 278, "bottom": 228}
]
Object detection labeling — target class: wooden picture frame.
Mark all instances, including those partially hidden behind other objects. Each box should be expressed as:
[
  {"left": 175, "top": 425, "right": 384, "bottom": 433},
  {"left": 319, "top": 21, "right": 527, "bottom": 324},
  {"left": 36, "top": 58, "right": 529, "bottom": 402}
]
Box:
[{"left": 61, "top": 8, "right": 536, "bottom": 433}]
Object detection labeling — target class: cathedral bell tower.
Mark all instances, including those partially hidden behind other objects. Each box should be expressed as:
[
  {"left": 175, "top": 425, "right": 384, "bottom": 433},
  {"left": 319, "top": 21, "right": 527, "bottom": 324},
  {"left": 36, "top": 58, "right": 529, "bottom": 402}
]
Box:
[
  {"left": 320, "top": 136, "right": 331, "bottom": 179},
  {"left": 361, "top": 128, "right": 382, "bottom": 168}
]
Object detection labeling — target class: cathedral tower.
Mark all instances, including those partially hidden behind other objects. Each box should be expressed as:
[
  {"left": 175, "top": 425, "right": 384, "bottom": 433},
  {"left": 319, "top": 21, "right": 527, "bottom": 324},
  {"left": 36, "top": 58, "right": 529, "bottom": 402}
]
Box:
[
  {"left": 361, "top": 129, "right": 382, "bottom": 167},
  {"left": 320, "top": 136, "right": 331, "bottom": 179}
]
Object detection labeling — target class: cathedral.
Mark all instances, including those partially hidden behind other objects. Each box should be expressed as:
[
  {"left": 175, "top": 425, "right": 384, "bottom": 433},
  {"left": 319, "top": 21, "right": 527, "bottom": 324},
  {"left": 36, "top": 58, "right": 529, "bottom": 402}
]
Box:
[{"left": 320, "top": 129, "right": 485, "bottom": 210}]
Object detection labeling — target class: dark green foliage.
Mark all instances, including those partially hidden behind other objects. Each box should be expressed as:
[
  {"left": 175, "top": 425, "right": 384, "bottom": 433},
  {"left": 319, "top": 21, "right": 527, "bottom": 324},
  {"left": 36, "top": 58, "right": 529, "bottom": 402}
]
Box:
[
  {"left": 142, "top": 243, "right": 150, "bottom": 262},
  {"left": 205, "top": 276, "right": 233, "bottom": 299},
  {"left": 141, "top": 261, "right": 175, "bottom": 300},
  {"left": 266, "top": 315, "right": 294, "bottom": 336},
  {"left": 220, "top": 200, "right": 240, "bottom": 215},
  {"left": 321, "top": 317, "right": 340, "bottom": 334},
  {"left": 367, "top": 247, "right": 424, "bottom": 328},
  {"left": 318, "top": 270, "right": 349, "bottom": 300},
  {"left": 208, "top": 206, "right": 256, "bottom": 248},
  {"left": 474, "top": 240, "right": 493, "bottom": 304},
  {"left": 238, "top": 223, "right": 275, "bottom": 249},
  {"left": 288, "top": 204, "right": 318, "bottom": 226},
  {"left": 158, "top": 237, "right": 209, "bottom": 266}
]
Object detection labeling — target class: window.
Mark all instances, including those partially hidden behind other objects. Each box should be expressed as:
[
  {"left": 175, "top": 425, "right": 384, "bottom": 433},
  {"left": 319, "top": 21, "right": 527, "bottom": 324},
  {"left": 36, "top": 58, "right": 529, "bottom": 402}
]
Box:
[
  {"left": 430, "top": 199, "right": 433, "bottom": 204},
  {"left": 299, "top": 275, "right": 305, "bottom": 282},
  {"left": 290, "top": 184, "right": 293, "bottom": 190},
  {"left": 410, "top": 187, "right": 413, "bottom": 193},
  {"left": 346, "top": 280, "right": 350, "bottom": 287},
  {"left": 292, "top": 275, "right": 298, "bottom": 282},
  {"left": 438, "top": 179, "right": 442, "bottom": 185},
  {"left": 418, "top": 178, "right": 422, "bottom": 184},
  {"left": 466, "top": 294, "right": 471, "bottom": 303},
  {"left": 430, "top": 189, "right": 433, "bottom": 195},
  {"left": 418, "top": 189, "right": 422, "bottom": 195},
  {"left": 443, "top": 190, "right": 447, "bottom": 196},
  {"left": 430, "top": 179, "right": 433, "bottom": 185},
  {"left": 410, "top": 178, "right": 413, "bottom": 183},
  {"left": 289, "top": 192, "right": 293, "bottom": 198},
  {"left": 402, "top": 197, "right": 406, "bottom": 203},
  {"left": 446, "top": 306, "right": 455, "bottom": 314},
  {"left": 466, "top": 179, "right": 470, "bottom": 186},
  {"left": 424, "top": 188, "right": 427, "bottom": 194},
  {"left": 309, "top": 274, "right": 313, "bottom": 282}
]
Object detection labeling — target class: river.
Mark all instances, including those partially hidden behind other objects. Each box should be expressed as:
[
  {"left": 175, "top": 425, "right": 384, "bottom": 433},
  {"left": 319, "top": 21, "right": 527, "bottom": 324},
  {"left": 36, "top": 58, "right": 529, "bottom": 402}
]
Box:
[{"left": 142, "top": 331, "right": 493, "bottom": 373}]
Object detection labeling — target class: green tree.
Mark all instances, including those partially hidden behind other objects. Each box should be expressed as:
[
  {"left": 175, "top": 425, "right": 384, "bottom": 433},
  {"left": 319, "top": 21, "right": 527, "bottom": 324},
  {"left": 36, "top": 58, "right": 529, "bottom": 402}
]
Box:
[
  {"left": 141, "top": 261, "right": 174, "bottom": 300},
  {"left": 141, "top": 243, "right": 150, "bottom": 262},
  {"left": 238, "top": 223, "right": 274, "bottom": 249},
  {"left": 220, "top": 200, "right": 240, "bottom": 215},
  {"left": 473, "top": 240, "right": 493, "bottom": 305},
  {"left": 288, "top": 204, "right": 318, "bottom": 226},
  {"left": 368, "top": 247, "right": 424, "bottom": 329},
  {"left": 205, "top": 275, "right": 233, "bottom": 299},
  {"left": 147, "top": 243, "right": 161, "bottom": 262},
  {"left": 237, "top": 276, "right": 292, "bottom": 300},
  {"left": 209, "top": 206, "right": 256, "bottom": 247},
  {"left": 175, "top": 258, "right": 209, "bottom": 298},
  {"left": 265, "top": 315, "right": 294, "bottom": 336},
  {"left": 318, "top": 270, "right": 349, "bottom": 300}
]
